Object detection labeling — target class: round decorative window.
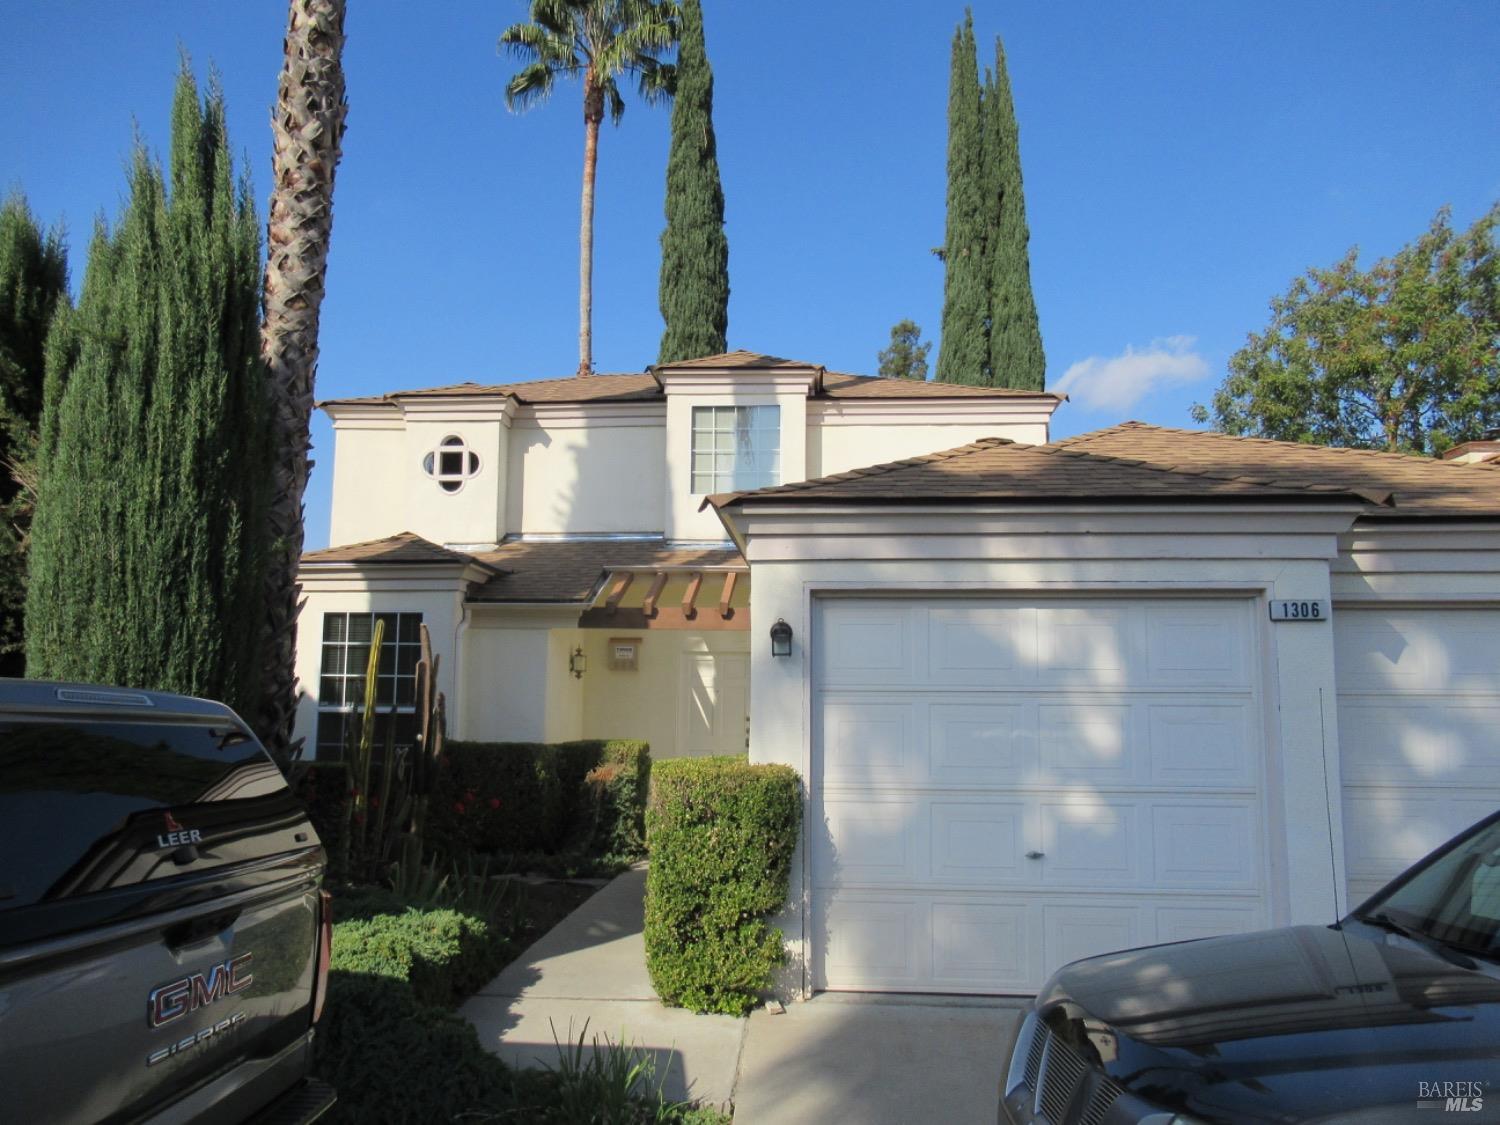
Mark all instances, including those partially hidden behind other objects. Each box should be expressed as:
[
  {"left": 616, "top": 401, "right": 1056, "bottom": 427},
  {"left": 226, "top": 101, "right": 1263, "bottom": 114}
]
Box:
[{"left": 422, "top": 434, "right": 480, "bottom": 493}]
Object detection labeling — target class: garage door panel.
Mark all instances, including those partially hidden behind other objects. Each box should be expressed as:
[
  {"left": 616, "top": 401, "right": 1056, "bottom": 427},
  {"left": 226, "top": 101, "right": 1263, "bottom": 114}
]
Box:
[
  {"left": 927, "top": 605, "right": 1031, "bottom": 685},
  {"left": 1038, "top": 703, "right": 1135, "bottom": 783},
  {"left": 817, "top": 797, "right": 922, "bottom": 886},
  {"left": 818, "top": 896, "right": 923, "bottom": 988},
  {"left": 1039, "top": 799, "right": 1141, "bottom": 886},
  {"left": 821, "top": 700, "right": 914, "bottom": 785},
  {"left": 1340, "top": 700, "right": 1500, "bottom": 787},
  {"left": 1148, "top": 703, "right": 1254, "bottom": 787},
  {"left": 1146, "top": 603, "right": 1250, "bottom": 687},
  {"left": 1151, "top": 803, "right": 1260, "bottom": 890},
  {"left": 816, "top": 603, "right": 916, "bottom": 686},
  {"left": 932, "top": 901, "right": 1035, "bottom": 990},
  {"left": 930, "top": 703, "right": 1027, "bottom": 780},
  {"left": 930, "top": 802, "right": 1035, "bottom": 885},
  {"left": 1036, "top": 605, "right": 1132, "bottom": 686},
  {"left": 1344, "top": 790, "right": 1500, "bottom": 901}
]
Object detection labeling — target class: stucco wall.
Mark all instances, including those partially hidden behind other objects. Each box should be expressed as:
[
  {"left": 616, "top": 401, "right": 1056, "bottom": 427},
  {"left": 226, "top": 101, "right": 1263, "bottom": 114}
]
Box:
[
  {"left": 329, "top": 423, "right": 407, "bottom": 545},
  {"left": 810, "top": 418, "right": 1050, "bottom": 478},
  {"left": 507, "top": 408, "right": 666, "bottom": 535},
  {"left": 579, "top": 628, "right": 751, "bottom": 757}
]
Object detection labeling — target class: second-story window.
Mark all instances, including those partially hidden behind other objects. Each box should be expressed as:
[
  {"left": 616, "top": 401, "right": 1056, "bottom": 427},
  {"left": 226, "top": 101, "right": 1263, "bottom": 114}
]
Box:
[
  {"left": 422, "top": 434, "right": 480, "bottom": 493},
  {"left": 691, "top": 405, "right": 780, "bottom": 494}
]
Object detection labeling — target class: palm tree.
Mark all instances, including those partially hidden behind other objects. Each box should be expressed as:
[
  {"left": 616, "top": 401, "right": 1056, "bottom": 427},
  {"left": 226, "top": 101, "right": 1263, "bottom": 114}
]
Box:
[
  {"left": 257, "top": 0, "right": 349, "bottom": 761},
  {"left": 501, "top": 0, "right": 678, "bottom": 376}
]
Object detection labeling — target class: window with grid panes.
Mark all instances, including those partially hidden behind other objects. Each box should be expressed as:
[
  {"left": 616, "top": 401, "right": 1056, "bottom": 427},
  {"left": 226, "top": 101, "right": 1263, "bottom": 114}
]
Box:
[
  {"left": 316, "top": 612, "right": 423, "bottom": 759},
  {"left": 690, "top": 405, "right": 780, "bottom": 494}
]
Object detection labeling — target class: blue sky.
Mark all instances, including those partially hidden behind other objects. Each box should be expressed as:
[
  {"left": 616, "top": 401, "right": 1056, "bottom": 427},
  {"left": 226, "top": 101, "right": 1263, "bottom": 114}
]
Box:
[{"left": 4, "top": 2, "right": 1498, "bottom": 549}]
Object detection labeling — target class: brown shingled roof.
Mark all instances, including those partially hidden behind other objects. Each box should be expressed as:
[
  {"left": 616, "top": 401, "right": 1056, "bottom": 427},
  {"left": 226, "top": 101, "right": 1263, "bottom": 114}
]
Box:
[
  {"left": 708, "top": 436, "right": 1386, "bottom": 511},
  {"left": 653, "top": 350, "right": 814, "bottom": 371},
  {"left": 301, "top": 532, "right": 495, "bottom": 567},
  {"left": 1056, "top": 423, "right": 1500, "bottom": 518},
  {"left": 319, "top": 359, "right": 1060, "bottom": 409},
  {"left": 468, "top": 539, "right": 743, "bottom": 603}
]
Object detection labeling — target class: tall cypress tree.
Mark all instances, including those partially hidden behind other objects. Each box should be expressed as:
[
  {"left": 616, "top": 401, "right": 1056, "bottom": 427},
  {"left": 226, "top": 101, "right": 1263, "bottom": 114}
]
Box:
[
  {"left": 26, "top": 67, "right": 268, "bottom": 715},
  {"left": 657, "top": 0, "right": 728, "bottom": 364},
  {"left": 0, "top": 195, "right": 70, "bottom": 676},
  {"left": 936, "top": 10, "right": 987, "bottom": 385},
  {"left": 983, "top": 37, "right": 1045, "bottom": 390}
]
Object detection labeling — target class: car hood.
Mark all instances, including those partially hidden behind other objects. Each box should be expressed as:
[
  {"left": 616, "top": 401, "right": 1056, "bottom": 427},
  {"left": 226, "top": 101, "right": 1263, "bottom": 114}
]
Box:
[{"left": 1036, "top": 922, "right": 1500, "bottom": 1123}]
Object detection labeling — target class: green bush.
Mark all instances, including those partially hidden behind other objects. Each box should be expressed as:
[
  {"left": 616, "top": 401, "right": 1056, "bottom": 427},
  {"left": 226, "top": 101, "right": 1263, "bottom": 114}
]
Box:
[
  {"left": 329, "top": 907, "right": 506, "bottom": 1007},
  {"left": 644, "top": 757, "right": 801, "bottom": 1016},
  {"left": 428, "top": 739, "right": 650, "bottom": 860}
]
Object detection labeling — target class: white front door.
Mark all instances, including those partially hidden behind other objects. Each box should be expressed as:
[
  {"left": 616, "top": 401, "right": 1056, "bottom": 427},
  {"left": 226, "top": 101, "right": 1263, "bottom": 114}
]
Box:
[
  {"left": 679, "top": 652, "right": 749, "bottom": 757},
  {"left": 810, "top": 596, "right": 1269, "bottom": 994},
  {"left": 1335, "top": 606, "right": 1500, "bottom": 902}
]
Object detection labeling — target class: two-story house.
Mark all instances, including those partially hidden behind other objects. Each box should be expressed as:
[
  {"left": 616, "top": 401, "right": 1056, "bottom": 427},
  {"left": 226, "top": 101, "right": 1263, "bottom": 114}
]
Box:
[
  {"left": 295, "top": 350, "right": 1061, "bottom": 761},
  {"left": 300, "top": 348, "right": 1500, "bottom": 998}
]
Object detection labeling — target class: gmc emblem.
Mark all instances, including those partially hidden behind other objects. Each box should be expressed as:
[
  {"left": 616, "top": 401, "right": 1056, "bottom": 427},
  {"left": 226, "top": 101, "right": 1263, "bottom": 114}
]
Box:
[{"left": 148, "top": 953, "right": 253, "bottom": 1028}]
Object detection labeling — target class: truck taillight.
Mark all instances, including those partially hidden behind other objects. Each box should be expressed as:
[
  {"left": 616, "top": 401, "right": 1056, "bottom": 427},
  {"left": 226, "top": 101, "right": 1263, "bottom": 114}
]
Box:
[{"left": 312, "top": 889, "right": 333, "bottom": 1023}]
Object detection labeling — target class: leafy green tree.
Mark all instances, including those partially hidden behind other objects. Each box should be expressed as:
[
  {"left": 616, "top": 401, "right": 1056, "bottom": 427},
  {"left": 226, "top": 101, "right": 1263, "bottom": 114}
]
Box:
[
  {"left": 982, "top": 38, "right": 1044, "bottom": 391},
  {"left": 878, "top": 319, "right": 931, "bottom": 381},
  {"left": 657, "top": 0, "right": 727, "bottom": 364},
  {"left": 1192, "top": 203, "right": 1499, "bottom": 454},
  {"left": 501, "top": 0, "right": 678, "bottom": 375},
  {"left": 936, "top": 10, "right": 987, "bottom": 385},
  {"left": 26, "top": 67, "right": 269, "bottom": 715},
  {"left": 0, "top": 195, "right": 69, "bottom": 676}
]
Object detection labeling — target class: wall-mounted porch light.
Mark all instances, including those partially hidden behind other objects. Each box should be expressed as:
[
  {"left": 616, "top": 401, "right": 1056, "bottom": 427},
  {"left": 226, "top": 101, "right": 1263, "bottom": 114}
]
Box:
[
  {"left": 568, "top": 646, "right": 587, "bottom": 679},
  {"left": 769, "top": 618, "right": 793, "bottom": 658}
]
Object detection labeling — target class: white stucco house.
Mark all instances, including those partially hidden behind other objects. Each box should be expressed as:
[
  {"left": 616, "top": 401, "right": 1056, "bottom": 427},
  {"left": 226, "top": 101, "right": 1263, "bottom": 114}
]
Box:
[{"left": 299, "top": 349, "right": 1500, "bottom": 997}]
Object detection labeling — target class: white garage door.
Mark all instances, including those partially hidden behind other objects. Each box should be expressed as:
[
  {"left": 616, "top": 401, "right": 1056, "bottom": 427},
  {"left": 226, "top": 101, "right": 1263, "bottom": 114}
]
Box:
[
  {"left": 811, "top": 596, "right": 1270, "bottom": 994},
  {"left": 1336, "top": 606, "right": 1500, "bottom": 903}
]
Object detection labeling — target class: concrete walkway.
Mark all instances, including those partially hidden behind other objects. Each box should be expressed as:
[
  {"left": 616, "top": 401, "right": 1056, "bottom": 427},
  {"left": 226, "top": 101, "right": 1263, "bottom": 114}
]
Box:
[
  {"left": 463, "top": 866, "right": 1026, "bottom": 1120},
  {"left": 461, "top": 866, "right": 745, "bottom": 1110}
]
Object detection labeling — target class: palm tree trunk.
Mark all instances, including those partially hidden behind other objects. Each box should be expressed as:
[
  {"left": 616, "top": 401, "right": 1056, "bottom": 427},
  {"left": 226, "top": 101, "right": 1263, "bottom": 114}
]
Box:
[
  {"left": 578, "top": 78, "right": 604, "bottom": 376},
  {"left": 256, "top": 0, "right": 348, "bottom": 761}
]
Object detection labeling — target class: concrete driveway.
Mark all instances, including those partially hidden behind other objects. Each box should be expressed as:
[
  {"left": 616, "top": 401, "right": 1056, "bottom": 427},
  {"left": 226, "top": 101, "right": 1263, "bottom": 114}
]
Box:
[{"left": 462, "top": 865, "right": 1025, "bottom": 1122}]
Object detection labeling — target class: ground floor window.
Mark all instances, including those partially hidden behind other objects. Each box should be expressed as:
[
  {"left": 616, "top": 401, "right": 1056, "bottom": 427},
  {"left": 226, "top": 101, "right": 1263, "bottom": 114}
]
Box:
[{"left": 316, "top": 611, "right": 423, "bottom": 758}]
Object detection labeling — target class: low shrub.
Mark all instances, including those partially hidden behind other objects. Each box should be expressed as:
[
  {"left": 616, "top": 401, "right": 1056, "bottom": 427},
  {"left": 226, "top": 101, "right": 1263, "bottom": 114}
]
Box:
[
  {"left": 329, "top": 907, "right": 506, "bottom": 1006},
  {"left": 428, "top": 739, "right": 650, "bottom": 860},
  {"left": 644, "top": 757, "right": 801, "bottom": 1016}
]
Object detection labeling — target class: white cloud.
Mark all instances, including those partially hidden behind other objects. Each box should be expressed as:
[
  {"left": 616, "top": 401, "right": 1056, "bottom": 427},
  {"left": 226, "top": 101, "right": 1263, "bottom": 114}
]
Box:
[{"left": 1053, "top": 335, "right": 1208, "bottom": 412}]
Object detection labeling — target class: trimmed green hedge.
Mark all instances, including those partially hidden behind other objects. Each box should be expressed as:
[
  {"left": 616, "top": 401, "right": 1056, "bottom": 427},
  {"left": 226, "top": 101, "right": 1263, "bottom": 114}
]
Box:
[
  {"left": 644, "top": 757, "right": 801, "bottom": 1016},
  {"left": 428, "top": 739, "right": 650, "bottom": 859},
  {"left": 329, "top": 908, "right": 506, "bottom": 1007}
]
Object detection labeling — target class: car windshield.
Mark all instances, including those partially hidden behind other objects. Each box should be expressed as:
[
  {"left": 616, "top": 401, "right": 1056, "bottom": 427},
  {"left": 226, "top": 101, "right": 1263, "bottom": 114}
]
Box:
[{"left": 1357, "top": 816, "right": 1500, "bottom": 959}]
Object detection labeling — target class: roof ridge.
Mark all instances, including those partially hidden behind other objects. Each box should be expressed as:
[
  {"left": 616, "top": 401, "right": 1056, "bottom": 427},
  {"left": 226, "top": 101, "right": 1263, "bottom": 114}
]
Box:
[{"left": 1077, "top": 421, "right": 1500, "bottom": 473}]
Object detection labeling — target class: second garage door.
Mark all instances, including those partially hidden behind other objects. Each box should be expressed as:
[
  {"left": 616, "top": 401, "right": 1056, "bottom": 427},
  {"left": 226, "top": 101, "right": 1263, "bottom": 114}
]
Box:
[
  {"left": 811, "top": 596, "right": 1270, "bottom": 994},
  {"left": 1336, "top": 606, "right": 1500, "bottom": 903}
]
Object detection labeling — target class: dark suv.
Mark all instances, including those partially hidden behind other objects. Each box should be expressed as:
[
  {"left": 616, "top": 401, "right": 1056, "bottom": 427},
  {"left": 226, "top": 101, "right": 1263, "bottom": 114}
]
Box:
[
  {"left": 1000, "top": 808, "right": 1500, "bottom": 1123},
  {"left": 0, "top": 680, "right": 335, "bottom": 1123}
]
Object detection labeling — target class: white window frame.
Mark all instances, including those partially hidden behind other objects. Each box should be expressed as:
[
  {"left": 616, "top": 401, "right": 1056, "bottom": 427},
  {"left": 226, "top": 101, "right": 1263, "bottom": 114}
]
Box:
[
  {"left": 690, "top": 405, "right": 781, "bottom": 494},
  {"left": 316, "top": 611, "right": 424, "bottom": 758},
  {"left": 422, "top": 434, "right": 481, "bottom": 494}
]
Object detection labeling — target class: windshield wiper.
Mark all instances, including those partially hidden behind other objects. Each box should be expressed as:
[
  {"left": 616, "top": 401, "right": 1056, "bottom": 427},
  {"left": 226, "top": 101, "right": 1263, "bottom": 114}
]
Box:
[
  {"left": 1359, "top": 912, "right": 1488, "bottom": 968},
  {"left": 1357, "top": 911, "right": 1418, "bottom": 939}
]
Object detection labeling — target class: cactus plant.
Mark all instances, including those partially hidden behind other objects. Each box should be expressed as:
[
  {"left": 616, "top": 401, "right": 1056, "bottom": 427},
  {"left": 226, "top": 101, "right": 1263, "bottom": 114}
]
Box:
[{"left": 335, "top": 619, "right": 449, "bottom": 882}]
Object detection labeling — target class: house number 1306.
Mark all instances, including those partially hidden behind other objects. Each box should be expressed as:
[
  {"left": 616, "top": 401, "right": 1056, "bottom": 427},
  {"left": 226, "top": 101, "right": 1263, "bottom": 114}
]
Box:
[{"left": 1269, "top": 599, "right": 1330, "bottom": 622}]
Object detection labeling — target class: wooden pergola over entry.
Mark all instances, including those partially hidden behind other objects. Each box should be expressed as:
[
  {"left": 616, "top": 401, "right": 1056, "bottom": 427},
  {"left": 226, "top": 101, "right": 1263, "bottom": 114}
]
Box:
[{"left": 577, "top": 565, "right": 749, "bottom": 630}]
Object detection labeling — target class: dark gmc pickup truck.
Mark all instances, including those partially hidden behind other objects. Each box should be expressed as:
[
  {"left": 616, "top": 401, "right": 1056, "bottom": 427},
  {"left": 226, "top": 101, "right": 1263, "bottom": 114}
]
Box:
[{"left": 0, "top": 681, "right": 335, "bottom": 1124}]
